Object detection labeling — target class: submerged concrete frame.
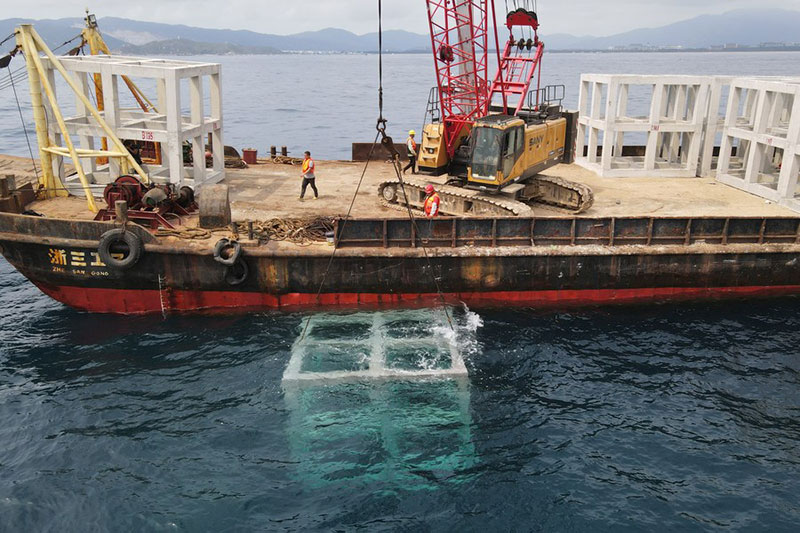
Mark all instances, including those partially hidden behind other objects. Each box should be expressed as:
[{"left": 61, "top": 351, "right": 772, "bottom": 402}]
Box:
[{"left": 282, "top": 310, "right": 468, "bottom": 383}]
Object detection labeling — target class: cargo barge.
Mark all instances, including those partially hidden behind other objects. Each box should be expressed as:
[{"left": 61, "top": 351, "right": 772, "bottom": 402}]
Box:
[
  {"left": 1, "top": 14, "right": 800, "bottom": 316},
  {"left": 1, "top": 155, "right": 799, "bottom": 314}
]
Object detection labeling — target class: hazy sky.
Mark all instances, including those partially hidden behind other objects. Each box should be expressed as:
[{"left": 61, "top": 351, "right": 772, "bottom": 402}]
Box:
[{"left": 7, "top": 0, "right": 800, "bottom": 36}]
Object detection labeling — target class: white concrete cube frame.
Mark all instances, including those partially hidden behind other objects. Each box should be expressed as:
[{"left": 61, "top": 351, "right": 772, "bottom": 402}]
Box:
[
  {"left": 38, "top": 54, "right": 224, "bottom": 191},
  {"left": 717, "top": 78, "right": 800, "bottom": 212},
  {"left": 575, "top": 74, "right": 712, "bottom": 178}
]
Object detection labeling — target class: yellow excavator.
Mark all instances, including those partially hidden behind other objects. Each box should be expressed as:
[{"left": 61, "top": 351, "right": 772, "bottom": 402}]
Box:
[{"left": 378, "top": 2, "right": 593, "bottom": 217}]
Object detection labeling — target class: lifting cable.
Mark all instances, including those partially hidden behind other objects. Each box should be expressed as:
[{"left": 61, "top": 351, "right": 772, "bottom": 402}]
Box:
[
  {"left": 300, "top": 0, "right": 453, "bottom": 340},
  {"left": 1, "top": 31, "right": 87, "bottom": 184},
  {"left": 374, "top": 0, "right": 454, "bottom": 330},
  {"left": 6, "top": 59, "right": 39, "bottom": 181},
  {"left": 0, "top": 65, "right": 28, "bottom": 92},
  {"left": 298, "top": 131, "right": 380, "bottom": 341}
]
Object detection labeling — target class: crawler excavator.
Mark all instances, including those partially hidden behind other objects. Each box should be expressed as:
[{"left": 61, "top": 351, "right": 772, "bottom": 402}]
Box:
[{"left": 378, "top": 1, "right": 593, "bottom": 217}]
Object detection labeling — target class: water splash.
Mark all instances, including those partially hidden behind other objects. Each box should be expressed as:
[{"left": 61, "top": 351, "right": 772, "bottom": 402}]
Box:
[{"left": 431, "top": 303, "right": 483, "bottom": 365}]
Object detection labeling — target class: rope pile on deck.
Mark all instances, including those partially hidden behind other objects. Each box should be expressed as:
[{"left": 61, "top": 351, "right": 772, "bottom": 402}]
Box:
[
  {"left": 156, "top": 217, "right": 336, "bottom": 245},
  {"left": 269, "top": 155, "right": 304, "bottom": 165}
]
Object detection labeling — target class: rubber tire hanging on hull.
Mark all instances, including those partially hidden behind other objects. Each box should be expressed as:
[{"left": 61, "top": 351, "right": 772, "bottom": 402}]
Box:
[
  {"left": 224, "top": 258, "right": 249, "bottom": 286},
  {"left": 98, "top": 228, "right": 143, "bottom": 270},
  {"left": 213, "top": 238, "right": 242, "bottom": 266}
]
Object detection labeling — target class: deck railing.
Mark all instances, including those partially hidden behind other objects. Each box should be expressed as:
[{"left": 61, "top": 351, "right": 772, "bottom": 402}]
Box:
[{"left": 334, "top": 216, "right": 800, "bottom": 249}]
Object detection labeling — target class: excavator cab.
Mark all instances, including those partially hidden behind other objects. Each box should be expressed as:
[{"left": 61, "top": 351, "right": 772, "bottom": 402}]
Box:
[{"left": 467, "top": 116, "right": 527, "bottom": 189}]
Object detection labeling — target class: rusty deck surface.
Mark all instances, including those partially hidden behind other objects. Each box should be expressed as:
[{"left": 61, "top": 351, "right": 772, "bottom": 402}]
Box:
[{"left": 8, "top": 154, "right": 797, "bottom": 225}]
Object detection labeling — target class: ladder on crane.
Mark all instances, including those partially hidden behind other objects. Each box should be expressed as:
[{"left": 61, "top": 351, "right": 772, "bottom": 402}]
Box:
[{"left": 424, "top": 0, "right": 548, "bottom": 157}]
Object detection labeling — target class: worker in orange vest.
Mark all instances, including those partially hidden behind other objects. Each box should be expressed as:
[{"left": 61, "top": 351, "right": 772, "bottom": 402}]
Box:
[
  {"left": 299, "top": 150, "right": 318, "bottom": 200},
  {"left": 403, "top": 130, "right": 418, "bottom": 174},
  {"left": 423, "top": 184, "right": 440, "bottom": 217}
]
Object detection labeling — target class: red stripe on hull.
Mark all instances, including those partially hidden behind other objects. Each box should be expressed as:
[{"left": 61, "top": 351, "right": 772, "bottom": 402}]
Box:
[{"left": 31, "top": 282, "right": 800, "bottom": 315}]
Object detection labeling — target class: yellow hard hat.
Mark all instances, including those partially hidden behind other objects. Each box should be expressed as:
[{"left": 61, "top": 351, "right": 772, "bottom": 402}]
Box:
[{"left": 409, "top": 130, "right": 416, "bottom": 136}]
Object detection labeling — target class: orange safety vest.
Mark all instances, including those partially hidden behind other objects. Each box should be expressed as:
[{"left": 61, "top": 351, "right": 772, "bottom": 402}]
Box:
[
  {"left": 424, "top": 192, "right": 440, "bottom": 217},
  {"left": 302, "top": 158, "right": 315, "bottom": 176},
  {"left": 407, "top": 137, "right": 418, "bottom": 156}
]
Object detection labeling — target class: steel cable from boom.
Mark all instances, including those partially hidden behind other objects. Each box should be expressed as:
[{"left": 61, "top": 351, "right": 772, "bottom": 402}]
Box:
[
  {"left": 6, "top": 64, "right": 39, "bottom": 181},
  {"left": 298, "top": 130, "right": 381, "bottom": 342},
  {"left": 300, "top": 0, "right": 453, "bottom": 340},
  {"left": 49, "top": 33, "right": 84, "bottom": 53},
  {"left": 0, "top": 68, "right": 28, "bottom": 92},
  {"left": 373, "top": 0, "right": 454, "bottom": 331},
  {"left": 297, "top": 13, "right": 383, "bottom": 339}
]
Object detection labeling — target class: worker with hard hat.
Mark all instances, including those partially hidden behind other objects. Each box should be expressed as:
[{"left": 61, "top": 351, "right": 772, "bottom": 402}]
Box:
[
  {"left": 423, "top": 184, "right": 440, "bottom": 218},
  {"left": 299, "top": 150, "right": 319, "bottom": 200},
  {"left": 403, "top": 130, "right": 418, "bottom": 174}
]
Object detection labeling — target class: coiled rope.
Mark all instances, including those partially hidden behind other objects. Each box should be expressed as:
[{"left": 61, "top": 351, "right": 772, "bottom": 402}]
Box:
[{"left": 155, "top": 217, "right": 335, "bottom": 245}]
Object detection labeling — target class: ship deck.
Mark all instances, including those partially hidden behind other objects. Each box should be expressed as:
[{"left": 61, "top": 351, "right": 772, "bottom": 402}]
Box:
[{"left": 6, "top": 154, "right": 796, "bottom": 223}]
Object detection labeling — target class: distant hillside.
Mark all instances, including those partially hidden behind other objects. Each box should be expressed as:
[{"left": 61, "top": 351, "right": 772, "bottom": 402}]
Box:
[
  {"left": 544, "top": 9, "right": 800, "bottom": 50},
  {"left": 1, "top": 8, "right": 799, "bottom": 54},
  {"left": 0, "top": 17, "right": 127, "bottom": 50},
  {"left": 0, "top": 16, "right": 429, "bottom": 53},
  {"left": 119, "top": 39, "right": 281, "bottom": 56}
]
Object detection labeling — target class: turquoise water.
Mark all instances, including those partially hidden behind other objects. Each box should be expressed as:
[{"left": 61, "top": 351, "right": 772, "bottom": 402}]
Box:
[
  {"left": 2, "top": 51, "right": 800, "bottom": 530},
  {"left": 1, "top": 255, "right": 799, "bottom": 531}
]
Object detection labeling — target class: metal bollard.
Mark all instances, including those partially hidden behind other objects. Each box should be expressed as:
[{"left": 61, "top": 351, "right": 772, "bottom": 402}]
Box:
[
  {"left": 281, "top": 146, "right": 288, "bottom": 157},
  {"left": 270, "top": 146, "right": 277, "bottom": 158},
  {"left": 0, "top": 174, "right": 14, "bottom": 198},
  {"left": 115, "top": 200, "right": 129, "bottom": 225}
]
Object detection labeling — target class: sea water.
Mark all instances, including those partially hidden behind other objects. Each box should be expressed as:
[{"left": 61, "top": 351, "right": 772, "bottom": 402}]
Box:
[
  {"left": 2, "top": 51, "right": 800, "bottom": 160},
  {"left": 1, "top": 52, "right": 800, "bottom": 530},
  {"left": 1, "top": 257, "right": 799, "bottom": 530}
]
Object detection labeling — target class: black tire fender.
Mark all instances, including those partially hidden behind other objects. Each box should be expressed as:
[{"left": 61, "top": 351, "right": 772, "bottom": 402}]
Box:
[
  {"left": 224, "top": 258, "right": 249, "bottom": 286},
  {"left": 98, "top": 228, "right": 143, "bottom": 270},
  {"left": 213, "top": 238, "right": 242, "bottom": 266}
]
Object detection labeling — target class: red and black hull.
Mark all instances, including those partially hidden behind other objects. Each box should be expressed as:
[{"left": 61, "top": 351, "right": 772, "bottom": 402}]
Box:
[{"left": 2, "top": 213, "right": 800, "bottom": 315}]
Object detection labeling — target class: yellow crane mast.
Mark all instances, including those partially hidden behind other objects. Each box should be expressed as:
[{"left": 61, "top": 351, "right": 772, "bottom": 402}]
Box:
[{"left": 15, "top": 24, "right": 151, "bottom": 212}]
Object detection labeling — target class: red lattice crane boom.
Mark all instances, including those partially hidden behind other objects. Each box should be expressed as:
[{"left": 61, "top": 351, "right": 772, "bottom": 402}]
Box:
[
  {"left": 424, "top": 1, "right": 545, "bottom": 157},
  {"left": 425, "top": 0, "right": 492, "bottom": 157}
]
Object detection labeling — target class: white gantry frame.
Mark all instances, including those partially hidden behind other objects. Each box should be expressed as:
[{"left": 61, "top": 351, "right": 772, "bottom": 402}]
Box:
[
  {"left": 716, "top": 77, "right": 800, "bottom": 212},
  {"left": 575, "top": 74, "right": 713, "bottom": 178},
  {"left": 39, "top": 53, "right": 224, "bottom": 191}
]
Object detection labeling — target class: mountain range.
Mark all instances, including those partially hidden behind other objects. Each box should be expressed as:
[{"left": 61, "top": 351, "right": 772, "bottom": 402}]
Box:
[
  {"left": 0, "top": 9, "right": 798, "bottom": 55},
  {"left": 545, "top": 9, "right": 800, "bottom": 50}
]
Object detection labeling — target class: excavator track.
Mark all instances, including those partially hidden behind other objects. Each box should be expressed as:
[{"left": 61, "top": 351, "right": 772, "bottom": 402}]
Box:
[
  {"left": 531, "top": 174, "right": 594, "bottom": 214},
  {"left": 377, "top": 174, "right": 594, "bottom": 217},
  {"left": 378, "top": 178, "right": 534, "bottom": 217}
]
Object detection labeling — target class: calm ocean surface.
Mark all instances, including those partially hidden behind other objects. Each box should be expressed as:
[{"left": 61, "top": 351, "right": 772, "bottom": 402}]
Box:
[
  {"left": 1, "top": 52, "right": 800, "bottom": 531},
  {"left": 3, "top": 51, "right": 800, "bottom": 159}
]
